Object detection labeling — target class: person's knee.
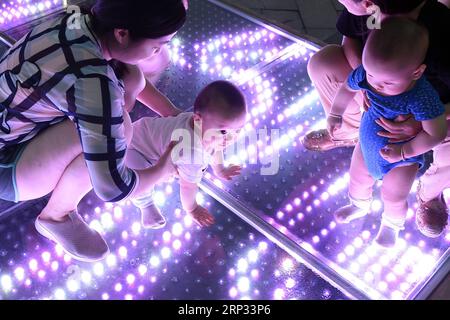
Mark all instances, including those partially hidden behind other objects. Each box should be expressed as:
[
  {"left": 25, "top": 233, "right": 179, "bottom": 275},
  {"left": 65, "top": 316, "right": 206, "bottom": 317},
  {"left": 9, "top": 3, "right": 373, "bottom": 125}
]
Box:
[{"left": 307, "top": 45, "right": 346, "bottom": 80}]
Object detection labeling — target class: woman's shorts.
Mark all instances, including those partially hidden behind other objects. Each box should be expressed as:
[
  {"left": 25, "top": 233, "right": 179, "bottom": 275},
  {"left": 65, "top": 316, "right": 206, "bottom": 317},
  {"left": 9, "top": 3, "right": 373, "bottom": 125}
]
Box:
[{"left": 0, "top": 143, "right": 28, "bottom": 203}]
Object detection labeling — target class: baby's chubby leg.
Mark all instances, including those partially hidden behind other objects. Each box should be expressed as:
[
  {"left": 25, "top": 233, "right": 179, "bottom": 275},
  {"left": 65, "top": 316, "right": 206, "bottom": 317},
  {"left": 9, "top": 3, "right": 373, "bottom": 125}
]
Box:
[
  {"left": 334, "top": 143, "right": 375, "bottom": 223},
  {"left": 125, "top": 149, "right": 166, "bottom": 229},
  {"left": 376, "top": 164, "right": 419, "bottom": 248}
]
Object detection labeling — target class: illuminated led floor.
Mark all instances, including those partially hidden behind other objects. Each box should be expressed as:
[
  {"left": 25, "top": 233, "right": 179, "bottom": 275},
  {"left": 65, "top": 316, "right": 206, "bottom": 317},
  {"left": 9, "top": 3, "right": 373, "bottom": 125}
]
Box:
[
  {"left": 1, "top": 0, "right": 449, "bottom": 300},
  {"left": 0, "top": 183, "right": 346, "bottom": 300}
]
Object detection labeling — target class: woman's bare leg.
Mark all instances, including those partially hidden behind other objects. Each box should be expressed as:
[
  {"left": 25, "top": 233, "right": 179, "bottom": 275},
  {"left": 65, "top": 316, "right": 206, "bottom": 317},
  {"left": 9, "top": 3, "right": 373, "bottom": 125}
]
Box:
[{"left": 16, "top": 77, "right": 136, "bottom": 221}]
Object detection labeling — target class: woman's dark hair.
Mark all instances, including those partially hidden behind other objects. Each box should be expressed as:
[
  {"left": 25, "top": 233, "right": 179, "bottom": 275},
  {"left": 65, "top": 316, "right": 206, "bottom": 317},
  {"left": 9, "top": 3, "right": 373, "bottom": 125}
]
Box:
[
  {"left": 90, "top": 0, "right": 186, "bottom": 40},
  {"left": 82, "top": 0, "right": 186, "bottom": 79}
]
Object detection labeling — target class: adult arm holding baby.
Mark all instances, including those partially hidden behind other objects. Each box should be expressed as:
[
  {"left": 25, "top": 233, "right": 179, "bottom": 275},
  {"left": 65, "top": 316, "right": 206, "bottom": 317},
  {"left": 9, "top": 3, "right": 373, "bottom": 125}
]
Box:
[{"left": 380, "top": 115, "right": 448, "bottom": 163}]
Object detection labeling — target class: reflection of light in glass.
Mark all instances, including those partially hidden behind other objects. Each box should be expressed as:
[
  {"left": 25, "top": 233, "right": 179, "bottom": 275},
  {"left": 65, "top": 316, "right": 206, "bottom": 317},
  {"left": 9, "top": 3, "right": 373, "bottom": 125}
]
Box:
[
  {"left": 237, "top": 259, "right": 248, "bottom": 273},
  {"left": 285, "top": 278, "right": 296, "bottom": 289},
  {"left": 237, "top": 277, "right": 250, "bottom": 292},
  {"left": 81, "top": 271, "right": 92, "bottom": 285},
  {"left": 93, "top": 263, "right": 104, "bottom": 277},
  {"left": 229, "top": 287, "right": 238, "bottom": 298},
  {"left": 14, "top": 267, "right": 25, "bottom": 281},
  {"left": 273, "top": 288, "right": 285, "bottom": 300},
  {"left": 54, "top": 288, "right": 66, "bottom": 300},
  {"left": 1, "top": 275, "right": 12, "bottom": 292},
  {"left": 247, "top": 250, "right": 258, "bottom": 263},
  {"left": 150, "top": 256, "right": 160, "bottom": 268},
  {"left": 67, "top": 279, "right": 79, "bottom": 292},
  {"left": 281, "top": 258, "right": 294, "bottom": 272},
  {"left": 161, "top": 247, "right": 171, "bottom": 259}
]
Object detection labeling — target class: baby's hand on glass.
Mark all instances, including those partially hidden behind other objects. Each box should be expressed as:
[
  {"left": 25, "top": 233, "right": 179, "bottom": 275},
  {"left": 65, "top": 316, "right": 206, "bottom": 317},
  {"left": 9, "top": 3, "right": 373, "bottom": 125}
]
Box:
[
  {"left": 213, "top": 165, "right": 242, "bottom": 181},
  {"left": 327, "top": 114, "right": 343, "bottom": 139},
  {"left": 188, "top": 205, "right": 215, "bottom": 227},
  {"left": 380, "top": 144, "right": 403, "bottom": 163}
]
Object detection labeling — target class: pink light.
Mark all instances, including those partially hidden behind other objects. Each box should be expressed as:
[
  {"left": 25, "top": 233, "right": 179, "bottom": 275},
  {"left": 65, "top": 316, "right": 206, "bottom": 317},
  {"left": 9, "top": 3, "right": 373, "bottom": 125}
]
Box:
[
  {"left": 276, "top": 211, "right": 284, "bottom": 219},
  {"left": 273, "top": 288, "right": 285, "bottom": 300},
  {"left": 14, "top": 267, "right": 25, "bottom": 281},
  {"left": 126, "top": 274, "right": 135, "bottom": 285},
  {"left": 229, "top": 287, "right": 238, "bottom": 298},
  {"left": 41, "top": 252, "right": 51, "bottom": 264},
  {"left": 29, "top": 259, "right": 38, "bottom": 272},
  {"left": 51, "top": 261, "right": 59, "bottom": 271},
  {"left": 118, "top": 246, "right": 127, "bottom": 259},
  {"left": 362, "top": 230, "right": 371, "bottom": 240},
  {"left": 162, "top": 231, "right": 171, "bottom": 242},
  {"left": 173, "top": 239, "right": 182, "bottom": 250}
]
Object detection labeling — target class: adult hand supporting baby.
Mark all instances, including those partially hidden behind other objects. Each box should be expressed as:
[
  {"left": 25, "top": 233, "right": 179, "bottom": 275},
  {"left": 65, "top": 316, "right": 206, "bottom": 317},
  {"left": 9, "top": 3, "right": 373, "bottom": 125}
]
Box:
[
  {"left": 327, "top": 114, "right": 343, "bottom": 139},
  {"left": 376, "top": 114, "right": 422, "bottom": 143},
  {"left": 380, "top": 144, "right": 403, "bottom": 163}
]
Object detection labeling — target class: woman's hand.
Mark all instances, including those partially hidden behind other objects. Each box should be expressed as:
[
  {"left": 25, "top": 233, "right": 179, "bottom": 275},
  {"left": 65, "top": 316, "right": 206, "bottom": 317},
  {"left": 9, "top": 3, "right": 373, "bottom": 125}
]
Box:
[
  {"left": 376, "top": 115, "right": 422, "bottom": 143},
  {"left": 380, "top": 144, "right": 403, "bottom": 163},
  {"left": 327, "top": 114, "right": 343, "bottom": 139}
]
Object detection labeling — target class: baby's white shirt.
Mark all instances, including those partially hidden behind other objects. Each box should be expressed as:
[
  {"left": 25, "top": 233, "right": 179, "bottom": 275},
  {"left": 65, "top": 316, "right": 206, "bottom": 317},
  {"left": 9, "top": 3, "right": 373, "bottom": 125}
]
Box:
[{"left": 129, "top": 112, "right": 214, "bottom": 184}]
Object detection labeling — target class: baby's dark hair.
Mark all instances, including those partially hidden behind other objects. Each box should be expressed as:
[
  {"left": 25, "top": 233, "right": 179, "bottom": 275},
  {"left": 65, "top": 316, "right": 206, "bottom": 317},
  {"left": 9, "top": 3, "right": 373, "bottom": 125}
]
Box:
[
  {"left": 194, "top": 81, "right": 247, "bottom": 118},
  {"left": 365, "top": 17, "right": 429, "bottom": 69}
]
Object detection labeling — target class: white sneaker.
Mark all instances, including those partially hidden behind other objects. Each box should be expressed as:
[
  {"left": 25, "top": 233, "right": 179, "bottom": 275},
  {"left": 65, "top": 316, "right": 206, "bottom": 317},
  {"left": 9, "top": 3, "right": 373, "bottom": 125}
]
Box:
[{"left": 35, "top": 211, "right": 109, "bottom": 262}]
